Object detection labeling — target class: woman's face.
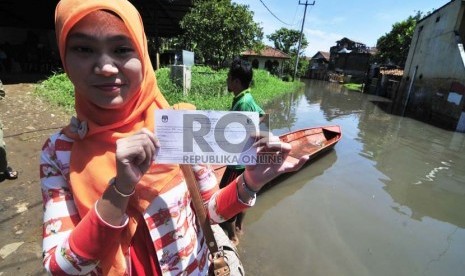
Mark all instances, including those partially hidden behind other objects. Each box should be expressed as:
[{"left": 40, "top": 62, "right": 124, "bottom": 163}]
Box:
[{"left": 65, "top": 11, "right": 143, "bottom": 109}]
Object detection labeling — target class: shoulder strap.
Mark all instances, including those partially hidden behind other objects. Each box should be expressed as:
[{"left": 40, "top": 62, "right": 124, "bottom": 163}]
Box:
[{"left": 179, "top": 165, "right": 230, "bottom": 275}]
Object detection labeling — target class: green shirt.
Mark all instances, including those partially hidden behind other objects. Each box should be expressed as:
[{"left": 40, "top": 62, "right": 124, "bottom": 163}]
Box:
[
  {"left": 231, "top": 88, "right": 265, "bottom": 114},
  {"left": 229, "top": 88, "right": 264, "bottom": 170}
]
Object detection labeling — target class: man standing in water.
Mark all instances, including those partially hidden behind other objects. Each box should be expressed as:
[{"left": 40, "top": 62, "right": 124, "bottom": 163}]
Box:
[{"left": 219, "top": 58, "right": 265, "bottom": 245}]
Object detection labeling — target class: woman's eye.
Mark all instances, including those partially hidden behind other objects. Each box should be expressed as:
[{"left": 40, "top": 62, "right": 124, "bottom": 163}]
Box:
[
  {"left": 115, "top": 47, "right": 134, "bottom": 54},
  {"left": 71, "top": 46, "right": 92, "bottom": 53}
]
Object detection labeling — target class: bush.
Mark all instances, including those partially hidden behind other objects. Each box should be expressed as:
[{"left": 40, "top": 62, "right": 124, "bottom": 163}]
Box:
[{"left": 35, "top": 66, "right": 303, "bottom": 113}]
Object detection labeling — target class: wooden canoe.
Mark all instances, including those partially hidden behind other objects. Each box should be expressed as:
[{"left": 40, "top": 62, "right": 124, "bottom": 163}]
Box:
[{"left": 213, "top": 125, "right": 342, "bottom": 184}]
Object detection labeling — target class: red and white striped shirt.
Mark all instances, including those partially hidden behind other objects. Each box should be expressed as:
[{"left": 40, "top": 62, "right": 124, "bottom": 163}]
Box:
[{"left": 40, "top": 131, "right": 252, "bottom": 275}]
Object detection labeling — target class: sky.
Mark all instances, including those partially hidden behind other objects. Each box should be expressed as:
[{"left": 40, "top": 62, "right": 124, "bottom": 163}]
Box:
[{"left": 232, "top": 0, "right": 451, "bottom": 57}]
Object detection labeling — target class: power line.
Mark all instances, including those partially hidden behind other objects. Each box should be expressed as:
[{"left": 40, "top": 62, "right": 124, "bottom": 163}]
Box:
[
  {"left": 259, "top": 0, "right": 293, "bottom": 26},
  {"left": 291, "top": 4, "right": 300, "bottom": 26},
  {"left": 293, "top": 0, "right": 315, "bottom": 80}
]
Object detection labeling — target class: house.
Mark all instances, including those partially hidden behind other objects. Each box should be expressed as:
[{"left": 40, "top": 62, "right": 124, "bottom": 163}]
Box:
[
  {"left": 366, "top": 65, "right": 404, "bottom": 96},
  {"left": 307, "top": 51, "right": 330, "bottom": 80},
  {"left": 393, "top": 0, "right": 465, "bottom": 132},
  {"left": 328, "top": 37, "right": 372, "bottom": 80},
  {"left": 330, "top": 37, "right": 369, "bottom": 54},
  {"left": 241, "top": 46, "right": 290, "bottom": 76}
]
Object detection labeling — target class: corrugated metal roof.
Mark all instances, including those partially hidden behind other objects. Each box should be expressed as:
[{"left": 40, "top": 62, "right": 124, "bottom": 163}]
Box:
[
  {"left": 0, "top": 0, "right": 193, "bottom": 38},
  {"left": 311, "top": 51, "right": 330, "bottom": 61},
  {"left": 241, "top": 46, "right": 290, "bottom": 59},
  {"left": 337, "top": 37, "right": 366, "bottom": 46}
]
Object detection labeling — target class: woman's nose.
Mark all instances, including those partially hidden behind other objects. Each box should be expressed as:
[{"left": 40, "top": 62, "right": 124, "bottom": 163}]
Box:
[{"left": 94, "top": 56, "right": 118, "bottom": 76}]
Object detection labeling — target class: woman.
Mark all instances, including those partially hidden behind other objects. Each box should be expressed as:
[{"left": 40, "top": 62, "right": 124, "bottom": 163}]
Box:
[{"left": 40, "top": 0, "right": 308, "bottom": 274}]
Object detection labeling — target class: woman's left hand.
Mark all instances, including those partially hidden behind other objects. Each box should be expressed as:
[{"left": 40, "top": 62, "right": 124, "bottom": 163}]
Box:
[
  {"left": 244, "top": 132, "right": 309, "bottom": 191},
  {"left": 115, "top": 128, "right": 160, "bottom": 190}
]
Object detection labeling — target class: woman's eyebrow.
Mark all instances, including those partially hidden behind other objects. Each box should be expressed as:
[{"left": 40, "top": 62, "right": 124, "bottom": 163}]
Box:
[{"left": 67, "top": 32, "right": 131, "bottom": 42}]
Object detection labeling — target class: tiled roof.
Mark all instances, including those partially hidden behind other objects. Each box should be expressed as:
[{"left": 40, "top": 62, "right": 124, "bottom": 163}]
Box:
[{"left": 241, "top": 46, "right": 290, "bottom": 59}]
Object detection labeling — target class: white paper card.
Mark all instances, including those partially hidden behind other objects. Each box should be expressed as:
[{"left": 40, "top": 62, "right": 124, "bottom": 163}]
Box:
[{"left": 155, "top": 110, "right": 259, "bottom": 164}]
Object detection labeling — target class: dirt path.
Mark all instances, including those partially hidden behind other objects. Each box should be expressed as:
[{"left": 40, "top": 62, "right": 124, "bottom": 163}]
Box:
[{"left": 0, "top": 83, "right": 70, "bottom": 275}]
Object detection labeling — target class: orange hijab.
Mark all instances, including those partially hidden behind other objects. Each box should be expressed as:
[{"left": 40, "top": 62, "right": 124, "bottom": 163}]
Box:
[{"left": 55, "top": 0, "right": 180, "bottom": 274}]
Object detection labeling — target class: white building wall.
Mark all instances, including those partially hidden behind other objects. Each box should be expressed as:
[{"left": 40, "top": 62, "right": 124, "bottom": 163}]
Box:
[
  {"left": 245, "top": 56, "right": 287, "bottom": 76},
  {"left": 395, "top": 0, "right": 465, "bottom": 131},
  {"left": 404, "top": 0, "right": 465, "bottom": 81}
]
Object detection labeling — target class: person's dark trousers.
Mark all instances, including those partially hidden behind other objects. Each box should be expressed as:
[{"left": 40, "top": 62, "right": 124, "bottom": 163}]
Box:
[
  {"left": 0, "top": 121, "right": 7, "bottom": 182},
  {"left": 219, "top": 167, "right": 245, "bottom": 241}
]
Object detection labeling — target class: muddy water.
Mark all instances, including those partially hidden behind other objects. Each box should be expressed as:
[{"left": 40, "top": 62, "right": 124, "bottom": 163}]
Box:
[{"left": 239, "top": 80, "right": 465, "bottom": 276}]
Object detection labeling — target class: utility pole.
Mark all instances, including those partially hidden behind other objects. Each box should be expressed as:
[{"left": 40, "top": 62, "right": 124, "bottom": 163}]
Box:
[{"left": 293, "top": 0, "right": 315, "bottom": 80}]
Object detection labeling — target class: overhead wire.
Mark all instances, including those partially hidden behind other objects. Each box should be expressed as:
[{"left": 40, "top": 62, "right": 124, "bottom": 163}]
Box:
[
  {"left": 259, "top": 0, "right": 293, "bottom": 26},
  {"left": 291, "top": 3, "right": 300, "bottom": 27}
]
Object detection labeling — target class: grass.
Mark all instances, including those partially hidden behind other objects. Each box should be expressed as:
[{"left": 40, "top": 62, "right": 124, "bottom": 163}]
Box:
[
  {"left": 35, "top": 73, "right": 76, "bottom": 114},
  {"left": 34, "top": 66, "right": 303, "bottom": 113}
]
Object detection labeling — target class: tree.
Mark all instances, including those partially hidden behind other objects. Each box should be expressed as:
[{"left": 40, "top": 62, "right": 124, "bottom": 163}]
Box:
[
  {"left": 375, "top": 12, "right": 423, "bottom": 67},
  {"left": 267, "top": 27, "right": 308, "bottom": 78},
  {"left": 180, "top": 0, "right": 263, "bottom": 67},
  {"left": 267, "top": 28, "right": 308, "bottom": 55}
]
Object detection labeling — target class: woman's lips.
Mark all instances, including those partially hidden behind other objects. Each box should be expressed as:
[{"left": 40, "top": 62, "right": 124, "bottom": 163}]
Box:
[{"left": 94, "top": 83, "right": 123, "bottom": 92}]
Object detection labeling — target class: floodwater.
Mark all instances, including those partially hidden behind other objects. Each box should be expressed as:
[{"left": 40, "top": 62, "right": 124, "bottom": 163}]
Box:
[{"left": 239, "top": 79, "right": 465, "bottom": 276}]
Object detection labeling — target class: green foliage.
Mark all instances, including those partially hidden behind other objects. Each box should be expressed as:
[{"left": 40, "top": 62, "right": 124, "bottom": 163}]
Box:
[
  {"left": 157, "top": 66, "right": 302, "bottom": 109},
  {"left": 375, "top": 11, "right": 423, "bottom": 66},
  {"left": 267, "top": 28, "right": 309, "bottom": 78},
  {"left": 179, "top": 0, "right": 263, "bottom": 66},
  {"left": 34, "top": 66, "right": 303, "bottom": 113},
  {"left": 267, "top": 28, "right": 308, "bottom": 55},
  {"left": 248, "top": 69, "right": 303, "bottom": 107},
  {"left": 156, "top": 66, "right": 230, "bottom": 110},
  {"left": 296, "top": 56, "right": 309, "bottom": 78},
  {"left": 281, "top": 53, "right": 309, "bottom": 79},
  {"left": 35, "top": 73, "right": 75, "bottom": 114}
]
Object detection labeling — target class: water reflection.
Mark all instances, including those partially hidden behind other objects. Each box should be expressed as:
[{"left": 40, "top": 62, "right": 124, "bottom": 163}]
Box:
[
  {"left": 354, "top": 90, "right": 465, "bottom": 228},
  {"left": 266, "top": 90, "right": 301, "bottom": 132},
  {"left": 267, "top": 79, "right": 465, "bottom": 229},
  {"left": 243, "top": 79, "right": 465, "bottom": 276},
  {"left": 250, "top": 151, "right": 338, "bottom": 222},
  {"left": 305, "top": 81, "right": 366, "bottom": 120},
  {"left": 368, "top": 121, "right": 465, "bottom": 228}
]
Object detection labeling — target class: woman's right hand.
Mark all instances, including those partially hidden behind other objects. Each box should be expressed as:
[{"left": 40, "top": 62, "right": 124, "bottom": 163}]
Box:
[{"left": 114, "top": 128, "right": 159, "bottom": 193}]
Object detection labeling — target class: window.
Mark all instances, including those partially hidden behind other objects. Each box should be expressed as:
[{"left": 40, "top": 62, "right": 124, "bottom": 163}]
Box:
[
  {"left": 252, "top": 59, "right": 259, "bottom": 69},
  {"left": 265, "top": 60, "right": 273, "bottom": 71}
]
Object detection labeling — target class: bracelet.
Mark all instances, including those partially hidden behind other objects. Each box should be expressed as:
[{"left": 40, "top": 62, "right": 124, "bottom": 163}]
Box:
[
  {"left": 109, "top": 177, "right": 135, "bottom": 197},
  {"left": 241, "top": 174, "right": 257, "bottom": 198}
]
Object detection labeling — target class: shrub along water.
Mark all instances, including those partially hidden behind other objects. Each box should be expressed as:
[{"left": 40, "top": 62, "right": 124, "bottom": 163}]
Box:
[{"left": 35, "top": 66, "right": 303, "bottom": 113}]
